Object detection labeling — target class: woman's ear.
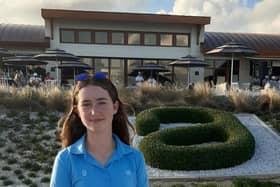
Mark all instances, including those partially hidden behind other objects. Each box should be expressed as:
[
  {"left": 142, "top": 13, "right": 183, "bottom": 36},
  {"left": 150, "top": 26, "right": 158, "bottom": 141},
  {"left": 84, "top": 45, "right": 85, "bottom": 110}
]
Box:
[{"left": 113, "top": 100, "right": 119, "bottom": 115}]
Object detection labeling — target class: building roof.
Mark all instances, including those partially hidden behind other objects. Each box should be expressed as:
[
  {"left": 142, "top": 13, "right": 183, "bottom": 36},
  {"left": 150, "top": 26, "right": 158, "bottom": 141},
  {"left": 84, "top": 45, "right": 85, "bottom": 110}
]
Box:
[
  {"left": 1, "top": 23, "right": 279, "bottom": 58},
  {"left": 41, "top": 8, "right": 211, "bottom": 25},
  {"left": 0, "top": 24, "right": 49, "bottom": 48},
  {"left": 203, "top": 32, "right": 280, "bottom": 57}
]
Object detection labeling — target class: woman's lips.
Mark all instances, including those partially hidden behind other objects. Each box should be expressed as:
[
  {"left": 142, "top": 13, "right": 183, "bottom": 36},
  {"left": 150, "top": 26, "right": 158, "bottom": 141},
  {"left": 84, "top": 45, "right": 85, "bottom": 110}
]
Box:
[{"left": 91, "top": 118, "right": 104, "bottom": 123}]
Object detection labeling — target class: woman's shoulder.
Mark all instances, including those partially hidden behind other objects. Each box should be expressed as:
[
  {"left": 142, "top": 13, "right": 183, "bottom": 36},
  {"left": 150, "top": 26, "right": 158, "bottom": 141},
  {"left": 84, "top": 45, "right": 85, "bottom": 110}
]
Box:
[{"left": 55, "top": 147, "right": 71, "bottom": 161}]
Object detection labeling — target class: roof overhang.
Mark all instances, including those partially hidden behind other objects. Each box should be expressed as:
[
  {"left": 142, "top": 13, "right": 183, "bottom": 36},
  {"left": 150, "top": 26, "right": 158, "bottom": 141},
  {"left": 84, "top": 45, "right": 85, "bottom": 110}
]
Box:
[
  {"left": 0, "top": 40, "right": 50, "bottom": 49},
  {"left": 203, "top": 48, "right": 280, "bottom": 58},
  {"left": 41, "top": 9, "right": 211, "bottom": 25},
  {"left": 246, "top": 56, "right": 280, "bottom": 61}
]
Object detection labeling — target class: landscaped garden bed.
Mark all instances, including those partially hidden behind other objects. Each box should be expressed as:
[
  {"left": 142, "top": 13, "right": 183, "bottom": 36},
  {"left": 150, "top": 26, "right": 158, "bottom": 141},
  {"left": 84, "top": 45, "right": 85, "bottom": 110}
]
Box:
[
  {"left": 0, "top": 85, "right": 280, "bottom": 186},
  {"left": 136, "top": 107, "right": 255, "bottom": 170}
]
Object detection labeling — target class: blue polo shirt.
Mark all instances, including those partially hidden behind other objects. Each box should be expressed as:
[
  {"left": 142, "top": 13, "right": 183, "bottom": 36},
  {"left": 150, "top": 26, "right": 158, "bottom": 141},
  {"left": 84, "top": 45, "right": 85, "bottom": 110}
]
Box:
[{"left": 50, "top": 134, "right": 149, "bottom": 187}]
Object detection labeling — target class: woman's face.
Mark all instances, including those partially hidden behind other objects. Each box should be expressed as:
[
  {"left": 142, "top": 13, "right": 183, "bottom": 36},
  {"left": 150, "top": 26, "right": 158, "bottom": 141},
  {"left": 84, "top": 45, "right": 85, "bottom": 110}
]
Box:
[{"left": 76, "top": 85, "right": 119, "bottom": 134}]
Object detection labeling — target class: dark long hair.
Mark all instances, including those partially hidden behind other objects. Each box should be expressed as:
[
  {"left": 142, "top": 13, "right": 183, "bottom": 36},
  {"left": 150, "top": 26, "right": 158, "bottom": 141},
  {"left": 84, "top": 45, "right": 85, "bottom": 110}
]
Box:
[{"left": 60, "top": 77, "right": 134, "bottom": 148}]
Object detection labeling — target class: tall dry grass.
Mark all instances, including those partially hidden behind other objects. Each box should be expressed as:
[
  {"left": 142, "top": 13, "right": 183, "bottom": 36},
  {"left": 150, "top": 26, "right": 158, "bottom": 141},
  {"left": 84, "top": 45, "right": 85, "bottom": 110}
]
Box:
[
  {"left": 1, "top": 84, "right": 280, "bottom": 115},
  {"left": 259, "top": 87, "right": 280, "bottom": 112},
  {"left": 119, "top": 84, "right": 187, "bottom": 114},
  {"left": 229, "top": 89, "right": 258, "bottom": 113},
  {"left": 0, "top": 86, "right": 71, "bottom": 112}
]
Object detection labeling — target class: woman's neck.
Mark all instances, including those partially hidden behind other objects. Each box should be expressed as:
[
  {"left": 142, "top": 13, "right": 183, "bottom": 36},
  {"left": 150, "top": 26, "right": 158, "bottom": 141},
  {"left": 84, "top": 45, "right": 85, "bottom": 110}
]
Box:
[{"left": 85, "top": 131, "right": 115, "bottom": 165}]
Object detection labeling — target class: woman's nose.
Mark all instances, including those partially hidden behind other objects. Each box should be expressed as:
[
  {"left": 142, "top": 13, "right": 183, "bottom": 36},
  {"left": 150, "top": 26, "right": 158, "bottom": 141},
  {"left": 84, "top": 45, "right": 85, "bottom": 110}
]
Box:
[{"left": 89, "top": 105, "right": 99, "bottom": 115}]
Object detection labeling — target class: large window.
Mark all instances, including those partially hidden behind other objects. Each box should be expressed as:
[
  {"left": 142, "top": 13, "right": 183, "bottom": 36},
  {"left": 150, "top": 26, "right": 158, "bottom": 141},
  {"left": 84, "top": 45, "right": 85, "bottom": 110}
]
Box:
[
  {"left": 160, "top": 34, "right": 173, "bottom": 46},
  {"left": 128, "top": 32, "right": 141, "bottom": 45},
  {"left": 144, "top": 33, "right": 157, "bottom": 46},
  {"left": 95, "top": 31, "right": 108, "bottom": 44},
  {"left": 110, "top": 59, "right": 124, "bottom": 86},
  {"left": 111, "top": 32, "right": 124, "bottom": 44},
  {"left": 78, "top": 31, "right": 91, "bottom": 43},
  {"left": 60, "top": 28, "right": 190, "bottom": 48},
  {"left": 94, "top": 58, "right": 109, "bottom": 74},
  {"left": 176, "top": 34, "right": 189, "bottom": 47},
  {"left": 61, "top": 30, "right": 75, "bottom": 43}
]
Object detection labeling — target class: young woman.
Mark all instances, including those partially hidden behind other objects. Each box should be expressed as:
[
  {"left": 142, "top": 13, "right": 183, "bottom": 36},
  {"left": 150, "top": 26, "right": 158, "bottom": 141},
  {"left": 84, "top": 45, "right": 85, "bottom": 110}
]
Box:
[{"left": 50, "top": 72, "right": 148, "bottom": 187}]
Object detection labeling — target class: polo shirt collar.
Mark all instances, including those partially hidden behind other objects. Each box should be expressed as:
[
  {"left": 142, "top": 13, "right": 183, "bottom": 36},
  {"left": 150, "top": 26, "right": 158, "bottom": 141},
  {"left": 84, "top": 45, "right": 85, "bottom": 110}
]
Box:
[{"left": 68, "top": 134, "right": 86, "bottom": 154}]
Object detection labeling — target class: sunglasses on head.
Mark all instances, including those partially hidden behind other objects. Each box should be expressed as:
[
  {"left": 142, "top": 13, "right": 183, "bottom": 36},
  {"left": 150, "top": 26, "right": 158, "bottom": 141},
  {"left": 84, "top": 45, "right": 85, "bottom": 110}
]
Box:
[{"left": 75, "top": 72, "right": 107, "bottom": 81}]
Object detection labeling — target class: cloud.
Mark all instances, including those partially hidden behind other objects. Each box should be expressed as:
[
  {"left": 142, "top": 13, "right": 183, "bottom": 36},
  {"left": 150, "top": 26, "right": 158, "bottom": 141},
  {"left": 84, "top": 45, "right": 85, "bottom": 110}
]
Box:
[
  {"left": 172, "top": 0, "right": 280, "bottom": 34},
  {"left": 1, "top": 0, "right": 279, "bottom": 35},
  {"left": 0, "top": 0, "right": 152, "bottom": 25}
]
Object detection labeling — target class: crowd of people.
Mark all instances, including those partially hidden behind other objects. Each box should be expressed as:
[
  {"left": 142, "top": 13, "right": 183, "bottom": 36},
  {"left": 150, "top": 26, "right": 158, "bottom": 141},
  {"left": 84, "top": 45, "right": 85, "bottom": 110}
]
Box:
[
  {"left": 0, "top": 69, "right": 54, "bottom": 87},
  {"left": 135, "top": 72, "right": 157, "bottom": 87}
]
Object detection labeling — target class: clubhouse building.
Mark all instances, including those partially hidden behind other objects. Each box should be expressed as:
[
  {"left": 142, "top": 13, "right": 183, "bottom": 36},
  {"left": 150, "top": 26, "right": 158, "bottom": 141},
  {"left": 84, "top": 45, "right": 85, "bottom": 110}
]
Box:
[{"left": 1, "top": 8, "right": 280, "bottom": 87}]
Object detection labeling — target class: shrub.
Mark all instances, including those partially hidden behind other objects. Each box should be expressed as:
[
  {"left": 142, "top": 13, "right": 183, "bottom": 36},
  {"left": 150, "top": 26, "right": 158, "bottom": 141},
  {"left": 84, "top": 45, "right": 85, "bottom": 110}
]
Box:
[
  {"left": 41, "top": 177, "right": 50, "bottom": 183},
  {"left": 136, "top": 106, "right": 213, "bottom": 136},
  {"left": 23, "top": 178, "right": 32, "bottom": 185},
  {"left": 3, "top": 179, "right": 14, "bottom": 186},
  {"left": 2, "top": 166, "right": 11, "bottom": 171},
  {"left": 233, "top": 177, "right": 279, "bottom": 187},
  {"left": 138, "top": 107, "right": 255, "bottom": 170},
  {"left": 14, "top": 169, "right": 22, "bottom": 175}
]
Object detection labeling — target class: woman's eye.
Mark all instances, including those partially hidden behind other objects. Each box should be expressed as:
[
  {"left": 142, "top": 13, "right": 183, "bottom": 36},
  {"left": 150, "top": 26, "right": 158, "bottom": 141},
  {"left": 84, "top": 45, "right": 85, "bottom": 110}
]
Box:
[{"left": 82, "top": 103, "right": 91, "bottom": 107}]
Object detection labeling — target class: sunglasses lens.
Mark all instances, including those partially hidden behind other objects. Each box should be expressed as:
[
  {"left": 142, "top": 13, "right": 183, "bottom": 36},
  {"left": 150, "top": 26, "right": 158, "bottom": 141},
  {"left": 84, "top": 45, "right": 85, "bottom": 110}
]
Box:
[
  {"left": 93, "top": 72, "right": 106, "bottom": 79},
  {"left": 75, "top": 73, "right": 88, "bottom": 81},
  {"left": 75, "top": 72, "right": 107, "bottom": 81}
]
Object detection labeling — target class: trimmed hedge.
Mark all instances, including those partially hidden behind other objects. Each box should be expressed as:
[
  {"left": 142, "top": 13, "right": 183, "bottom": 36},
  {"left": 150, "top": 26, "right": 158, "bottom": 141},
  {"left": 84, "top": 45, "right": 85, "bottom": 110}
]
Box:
[
  {"left": 137, "top": 106, "right": 255, "bottom": 170},
  {"left": 136, "top": 107, "right": 214, "bottom": 136}
]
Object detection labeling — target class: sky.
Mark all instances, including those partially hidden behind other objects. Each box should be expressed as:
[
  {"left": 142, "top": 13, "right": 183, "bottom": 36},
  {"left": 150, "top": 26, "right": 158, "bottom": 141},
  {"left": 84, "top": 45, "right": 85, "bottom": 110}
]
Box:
[{"left": 0, "top": 0, "right": 279, "bottom": 34}]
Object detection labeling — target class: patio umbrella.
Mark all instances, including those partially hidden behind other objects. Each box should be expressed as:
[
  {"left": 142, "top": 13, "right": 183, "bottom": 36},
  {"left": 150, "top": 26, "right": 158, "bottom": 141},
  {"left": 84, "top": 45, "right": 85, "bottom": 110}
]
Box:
[
  {"left": 132, "top": 63, "right": 169, "bottom": 74},
  {"left": 206, "top": 41, "right": 257, "bottom": 85},
  {"left": 169, "top": 55, "right": 208, "bottom": 85},
  {"left": 0, "top": 48, "right": 14, "bottom": 58},
  {"left": 3, "top": 56, "right": 47, "bottom": 77},
  {"left": 57, "top": 61, "right": 91, "bottom": 82},
  {"left": 3, "top": 56, "right": 48, "bottom": 66},
  {"left": 0, "top": 48, "right": 14, "bottom": 77},
  {"left": 33, "top": 49, "right": 80, "bottom": 83}
]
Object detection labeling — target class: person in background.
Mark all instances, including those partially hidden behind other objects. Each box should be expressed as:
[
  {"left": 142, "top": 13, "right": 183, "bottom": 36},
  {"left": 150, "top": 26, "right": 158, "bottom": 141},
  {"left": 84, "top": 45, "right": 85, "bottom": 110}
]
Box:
[
  {"left": 50, "top": 72, "right": 149, "bottom": 187},
  {"left": 135, "top": 71, "right": 144, "bottom": 86},
  {"left": 147, "top": 75, "right": 156, "bottom": 87},
  {"left": 29, "top": 73, "right": 42, "bottom": 87}
]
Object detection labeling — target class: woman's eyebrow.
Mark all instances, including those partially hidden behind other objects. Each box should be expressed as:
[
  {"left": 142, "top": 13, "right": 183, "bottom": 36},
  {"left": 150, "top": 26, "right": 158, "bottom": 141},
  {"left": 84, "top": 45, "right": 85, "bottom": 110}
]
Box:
[
  {"left": 81, "top": 98, "right": 108, "bottom": 102},
  {"left": 96, "top": 97, "right": 108, "bottom": 101}
]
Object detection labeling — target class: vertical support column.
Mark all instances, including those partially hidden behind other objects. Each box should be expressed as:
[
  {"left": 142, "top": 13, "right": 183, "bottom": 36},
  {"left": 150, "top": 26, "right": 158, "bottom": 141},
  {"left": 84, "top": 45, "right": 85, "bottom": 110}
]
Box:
[
  {"left": 108, "top": 58, "right": 111, "bottom": 79},
  {"left": 124, "top": 59, "right": 128, "bottom": 87}
]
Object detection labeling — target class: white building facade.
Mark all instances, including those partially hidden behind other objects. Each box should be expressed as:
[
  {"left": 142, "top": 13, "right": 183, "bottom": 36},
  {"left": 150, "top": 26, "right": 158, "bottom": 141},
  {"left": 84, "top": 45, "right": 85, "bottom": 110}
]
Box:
[{"left": 42, "top": 9, "right": 210, "bottom": 86}]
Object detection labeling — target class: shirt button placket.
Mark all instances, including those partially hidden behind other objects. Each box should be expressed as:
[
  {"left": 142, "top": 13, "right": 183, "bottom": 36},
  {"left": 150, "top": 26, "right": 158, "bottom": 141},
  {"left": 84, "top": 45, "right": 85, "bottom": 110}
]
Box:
[{"left": 104, "top": 168, "right": 111, "bottom": 186}]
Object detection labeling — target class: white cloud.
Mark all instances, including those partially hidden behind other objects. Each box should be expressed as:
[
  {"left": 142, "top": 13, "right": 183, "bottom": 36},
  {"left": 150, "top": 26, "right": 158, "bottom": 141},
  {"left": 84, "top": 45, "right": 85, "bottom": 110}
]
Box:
[
  {"left": 0, "top": 0, "right": 279, "bottom": 35},
  {"left": 0, "top": 0, "right": 152, "bottom": 25},
  {"left": 172, "top": 0, "right": 280, "bottom": 34}
]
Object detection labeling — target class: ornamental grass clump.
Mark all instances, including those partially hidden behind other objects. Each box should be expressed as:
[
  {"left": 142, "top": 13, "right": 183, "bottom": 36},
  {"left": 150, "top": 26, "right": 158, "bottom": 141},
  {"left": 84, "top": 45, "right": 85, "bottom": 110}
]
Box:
[
  {"left": 229, "top": 89, "right": 258, "bottom": 113},
  {"left": 119, "top": 85, "right": 186, "bottom": 113},
  {"left": 0, "top": 86, "right": 70, "bottom": 111},
  {"left": 259, "top": 87, "right": 280, "bottom": 112}
]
